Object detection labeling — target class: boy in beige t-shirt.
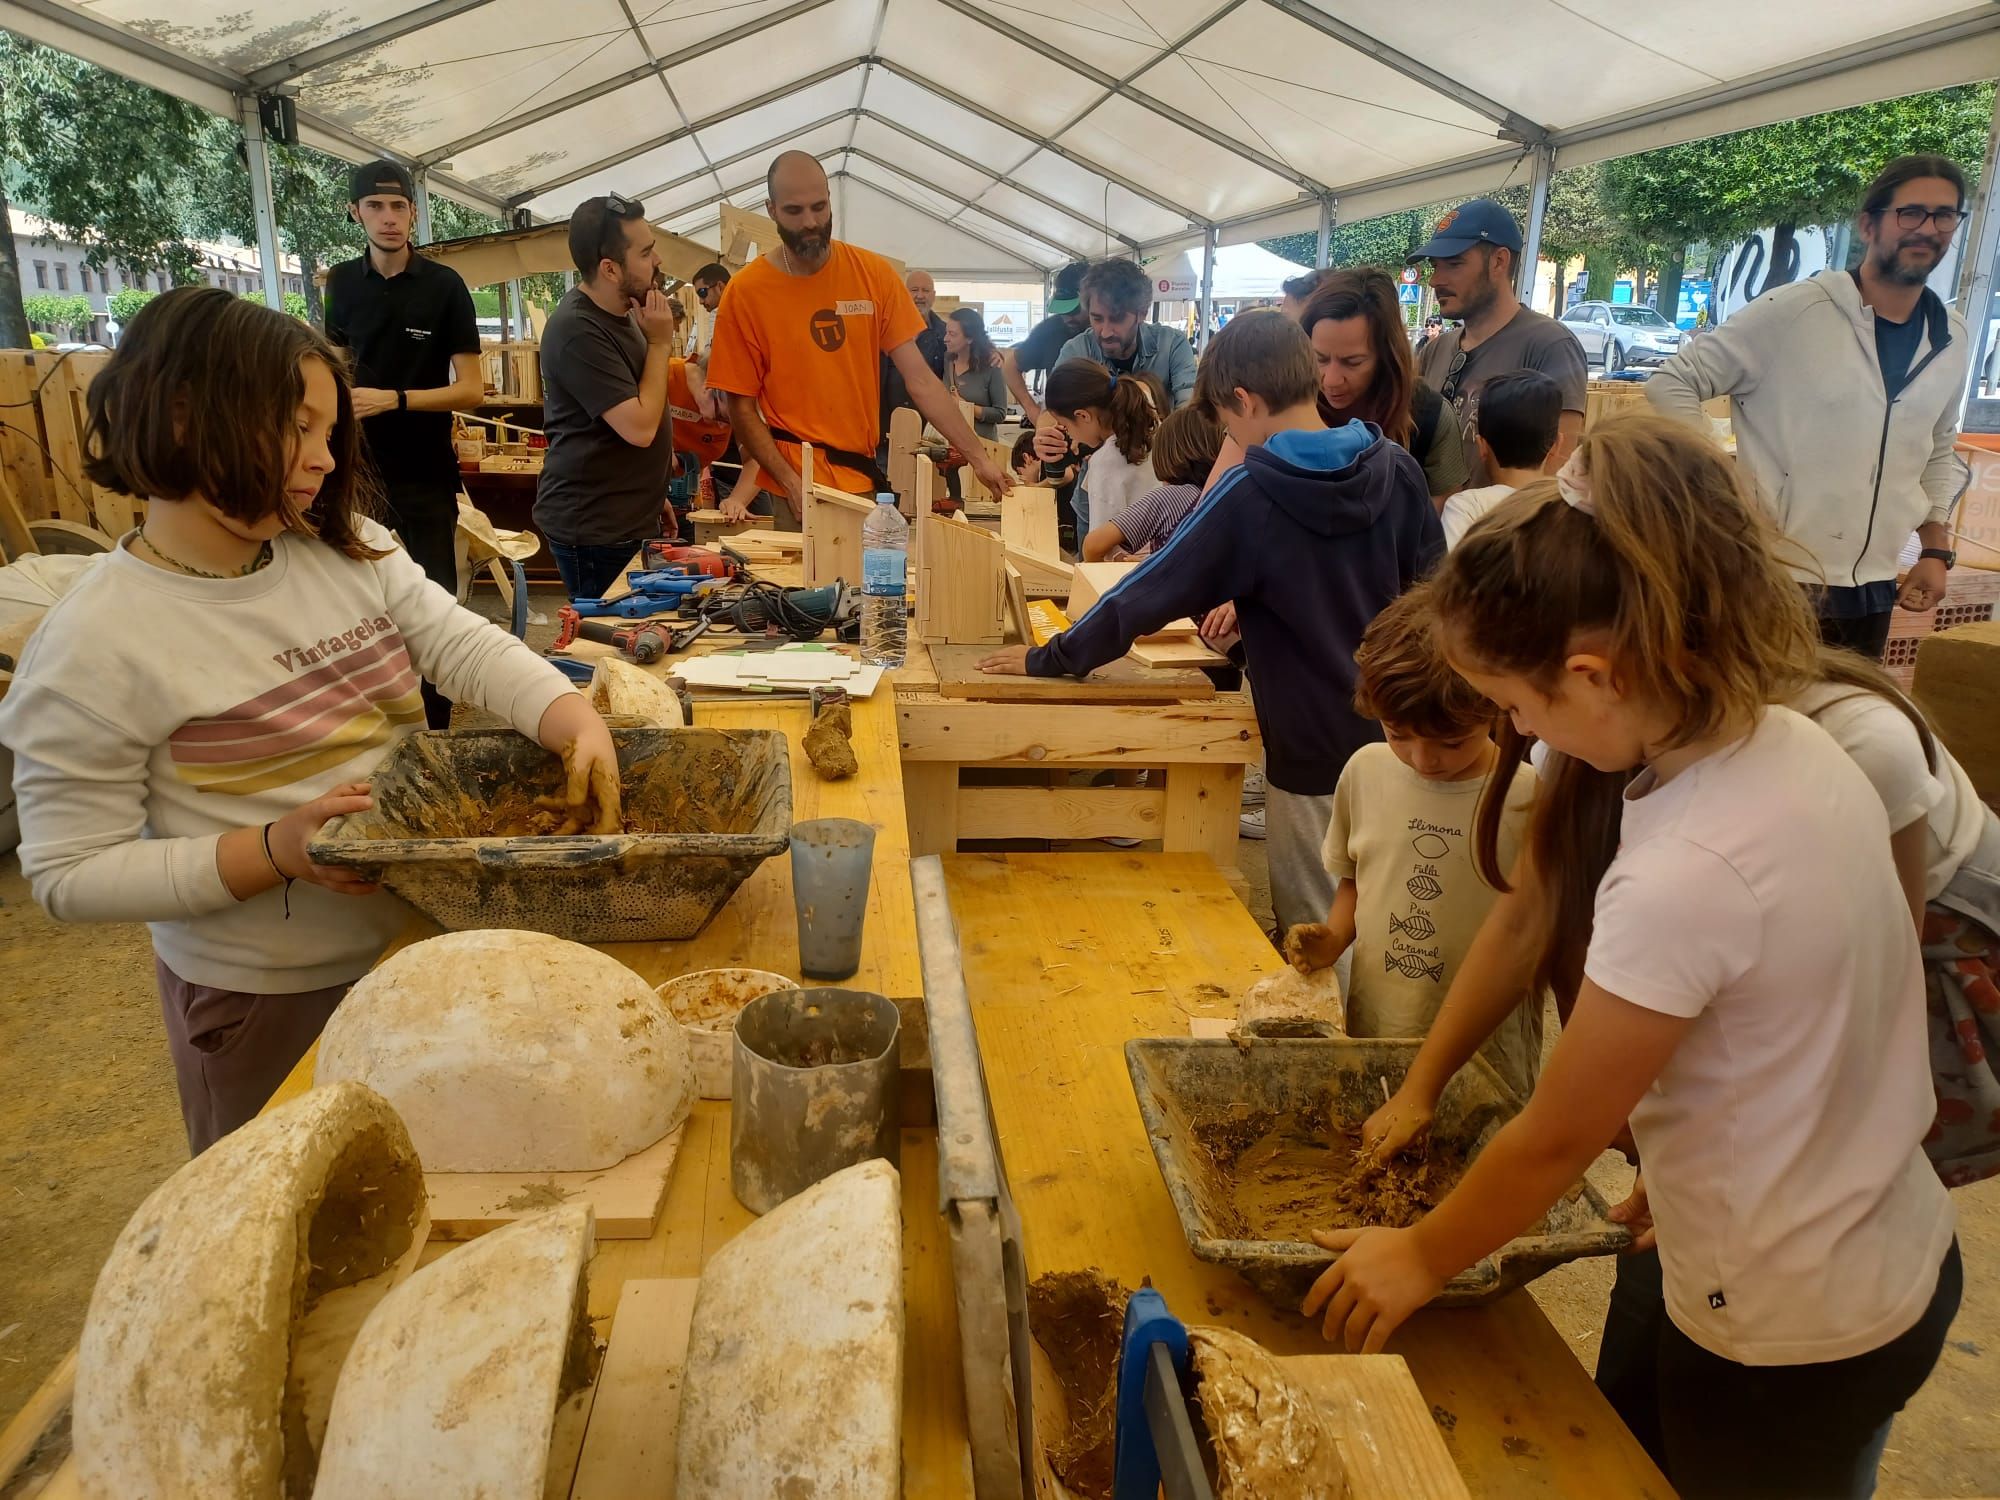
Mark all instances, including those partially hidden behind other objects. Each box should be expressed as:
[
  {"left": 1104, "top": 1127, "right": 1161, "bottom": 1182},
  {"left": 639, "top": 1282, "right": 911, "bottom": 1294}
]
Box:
[{"left": 1284, "top": 587, "right": 1541, "bottom": 1098}]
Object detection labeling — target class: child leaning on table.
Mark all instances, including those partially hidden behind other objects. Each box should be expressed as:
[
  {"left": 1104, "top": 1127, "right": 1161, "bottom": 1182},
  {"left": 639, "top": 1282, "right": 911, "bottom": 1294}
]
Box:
[
  {"left": 0, "top": 287, "right": 619, "bottom": 1156},
  {"left": 1079, "top": 404, "right": 1224, "bottom": 562},
  {"left": 1282, "top": 585, "right": 1542, "bottom": 1100},
  {"left": 1308, "top": 414, "right": 1958, "bottom": 1500}
]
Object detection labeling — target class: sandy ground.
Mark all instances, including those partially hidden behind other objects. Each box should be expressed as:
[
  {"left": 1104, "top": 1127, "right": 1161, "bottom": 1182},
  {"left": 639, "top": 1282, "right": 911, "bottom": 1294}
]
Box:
[{"left": 1, "top": 589, "right": 1994, "bottom": 1491}]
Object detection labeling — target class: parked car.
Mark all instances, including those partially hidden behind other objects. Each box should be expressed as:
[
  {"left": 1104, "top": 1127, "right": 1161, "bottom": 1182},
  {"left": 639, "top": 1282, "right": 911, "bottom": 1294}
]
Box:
[{"left": 1559, "top": 301, "right": 1684, "bottom": 372}]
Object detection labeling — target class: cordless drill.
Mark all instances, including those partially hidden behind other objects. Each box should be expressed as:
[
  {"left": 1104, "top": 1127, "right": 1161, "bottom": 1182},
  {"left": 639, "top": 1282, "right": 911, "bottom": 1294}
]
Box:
[{"left": 551, "top": 607, "right": 674, "bottom": 664}]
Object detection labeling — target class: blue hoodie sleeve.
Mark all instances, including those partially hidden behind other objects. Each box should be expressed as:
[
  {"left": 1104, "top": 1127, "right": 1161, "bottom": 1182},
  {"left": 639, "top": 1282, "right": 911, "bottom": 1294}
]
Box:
[{"left": 1027, "top": 468, "right": 1253, "bottom": 677}]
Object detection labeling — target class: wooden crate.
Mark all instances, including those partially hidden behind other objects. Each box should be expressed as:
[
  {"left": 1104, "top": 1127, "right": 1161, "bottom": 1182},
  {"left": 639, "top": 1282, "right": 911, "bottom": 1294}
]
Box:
[{"left": 0, "top": 348, "right": 137, "bottom": 534}]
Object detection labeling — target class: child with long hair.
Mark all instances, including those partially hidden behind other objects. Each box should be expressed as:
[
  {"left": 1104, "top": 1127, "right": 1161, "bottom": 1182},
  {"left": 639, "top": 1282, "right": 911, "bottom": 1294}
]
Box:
[
  {"left": 1307, "top": 413, "right": 1959, "bottom": 1499},
  {"left": 0, "top": 288, "right": 618, "bottom": 1155},
  {"left": 1040, "top": 359, "right": 1165, "bottom": 532},
  {"left": 1079, "top": 404, "right": 1223, "bottom": 561}
]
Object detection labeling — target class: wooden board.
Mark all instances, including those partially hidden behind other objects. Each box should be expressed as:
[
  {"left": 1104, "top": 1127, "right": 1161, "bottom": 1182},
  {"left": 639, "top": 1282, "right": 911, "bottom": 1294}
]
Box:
[
  {"left": 800, "top": 444, "right": 875, "bottom": 588},
  {"left": 425, "top": 1124, "right": 686, "bottom": 1242},
  {"left": 1280, "top": 1353, "right": 1472, "bottom": 1500},
  {"left": 571, "top": 1277, "right": 699, "bottom": 1499},
  {"left": 946, "top": 854, "right": 1673, "bottom": 1500},
  {"left": 999, "top": 485, "right": 1059, "bottom": 560},
  {"left": 1126, "top": 636, "right": 1228, "bottom": 670},
  {"left": 1004, "top": 544, "right": 1073, "bottom": 599},
  {"left": 915, "top": 514, "right": 1006, "bottom": 645},
  {"left": 929, "top": 643, "right": 1215, "bottom": 702},
  {"left": 1066, "top": 560, "right": 1198, "bottom": 639}
]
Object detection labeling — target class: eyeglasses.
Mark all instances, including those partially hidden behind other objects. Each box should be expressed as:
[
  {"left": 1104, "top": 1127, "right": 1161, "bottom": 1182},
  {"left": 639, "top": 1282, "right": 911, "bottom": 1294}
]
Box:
[
  {"left": 1881, "top": 204, "right": 1964, "bottom": 233},
  {"left": 1440, "top": 348, "right": 1470, "bottom": 405}
]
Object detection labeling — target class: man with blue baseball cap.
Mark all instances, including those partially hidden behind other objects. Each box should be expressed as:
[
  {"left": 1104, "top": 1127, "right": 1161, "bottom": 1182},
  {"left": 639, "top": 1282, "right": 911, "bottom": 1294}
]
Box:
[{"left": 1410, "top": 199, "right": 1587, "bottom": 487}]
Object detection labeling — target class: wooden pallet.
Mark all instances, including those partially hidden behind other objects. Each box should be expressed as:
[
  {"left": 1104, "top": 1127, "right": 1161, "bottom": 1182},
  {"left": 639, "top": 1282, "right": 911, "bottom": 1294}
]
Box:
[{"left": 0, "top": 348, "right": 135, "bottom": 534}]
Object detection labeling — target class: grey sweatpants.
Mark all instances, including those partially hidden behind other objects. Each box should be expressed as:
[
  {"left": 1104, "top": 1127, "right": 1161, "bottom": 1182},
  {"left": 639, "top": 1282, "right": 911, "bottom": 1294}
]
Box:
[{"left": 1265, "top": 785, "right": 1338, "bottom": 939}]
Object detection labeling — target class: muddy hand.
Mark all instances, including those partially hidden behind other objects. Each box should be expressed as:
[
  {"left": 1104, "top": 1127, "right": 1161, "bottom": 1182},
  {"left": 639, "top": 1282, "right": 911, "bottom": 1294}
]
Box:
[
  {"left": 1302, "top": 1225, "right": 1440, "bottom": 1352},
  {"left": 1359, "top": 1088, "right": 1433, "bottom": 1163},
  {"left": 1283, "top": 922, "right": 1340, "bottom": 975},
  {"left": 585, "top": 753, "right": 623, "bottom": 834}
]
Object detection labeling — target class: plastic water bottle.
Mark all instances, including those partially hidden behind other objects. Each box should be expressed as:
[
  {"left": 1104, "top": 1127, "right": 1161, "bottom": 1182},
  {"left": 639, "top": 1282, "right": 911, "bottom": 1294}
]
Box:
[{"left": 860, "top": 492, "right": 908, "bottom": 667}]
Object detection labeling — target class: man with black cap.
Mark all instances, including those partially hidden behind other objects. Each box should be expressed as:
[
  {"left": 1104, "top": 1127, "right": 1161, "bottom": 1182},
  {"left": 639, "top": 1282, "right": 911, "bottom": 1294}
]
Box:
[
  {"left": 325, "top": 158, "right": 483, "bottom": 728},
  {"left": 1409, "top": 199, "right": 1587, "bottom": 487},
  {"left": 1000, "top": 260, "right": 1090, "bottom": 422}
]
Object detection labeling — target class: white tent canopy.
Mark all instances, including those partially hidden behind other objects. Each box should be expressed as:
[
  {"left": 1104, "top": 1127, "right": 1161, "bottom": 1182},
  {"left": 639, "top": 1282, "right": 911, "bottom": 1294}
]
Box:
[
  {"left": 5, "top": 0, "right": 2000, "bottom": 279},
  {"left": 1157, "top": 242, "right": 1310, "bottom": 300}
]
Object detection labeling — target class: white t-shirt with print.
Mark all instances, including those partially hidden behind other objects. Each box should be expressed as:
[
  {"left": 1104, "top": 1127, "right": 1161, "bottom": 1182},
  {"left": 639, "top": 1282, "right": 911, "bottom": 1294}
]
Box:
[
  {"left": 1791, "top": 681, "right": 1987, "bottom": 901},
  {"left": 1584, "top": 706, "right": 1954, "bottom": 1365}
]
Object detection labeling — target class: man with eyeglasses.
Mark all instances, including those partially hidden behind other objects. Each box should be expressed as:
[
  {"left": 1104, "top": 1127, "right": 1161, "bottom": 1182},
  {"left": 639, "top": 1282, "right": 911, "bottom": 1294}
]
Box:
[
  {"left": 1410, "top": 200, "right": 1589, "bottom": 490},
  {"left": 535, "top": 192, "right": 678, "bottom": 601},
  {"left": 1650, "top": 155, "right": 1973, "bottom": 659}
]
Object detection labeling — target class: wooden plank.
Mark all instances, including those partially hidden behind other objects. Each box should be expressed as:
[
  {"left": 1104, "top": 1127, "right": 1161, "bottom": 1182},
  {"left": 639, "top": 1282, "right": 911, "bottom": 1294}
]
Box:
[
  {"left": 928, "top": 643, "right": 1216, "bottom": 703},
  {"left": 957, "top": 784, "right": 1164, "bottom": 842},
  {"left": 1126, "top": 636, "right": 1228, "bottom": 670},
  {"left": 35, "top": 357, "right": 91, "bottom": 525},
  {"left": 0, "top": 1348, "right": 74, "bottom": 1488},
  {"left": 999, "top": 485, "right": 1059, "bottom": 560},
  {"left": 801, "top": 444, "right": 875, "bottom": 589},
  {"left": 1161, "top": 762, "right": 1243, "bottom": 867},
  {"left": 1005, "top": 544, "right": 1072, "bottom": 599},
  {"left": 1279, "top": 1354, "right": 1471, "bottom": 1500},
  {"left": 0, "top": 354, "right": 49, "bottom": 522},
  {"left": 915, "top": 516, "right": 1006, "bottom": 646},
  {"left": 424, "top": 1124, "right": 685, "bottom": 1241},
  {"left": 0, "top": 464, "right": 37, "bottom": 562},
  {"left": 899, "top": 698, "right": 1261, "bottom": 764},
  {"left": 1067, "top": 560, "right": 1198, "bottom": 640},
  {"left": 571, "top": 1278, "right": 698, "bottom": 1499},
  {"left": 901, "top": 759, "right": 961, "bottom": 856},
  {"left": 888, "top": 405, "right": 923, "bottom": 518},
  {"left": 1003, "top": 561, "right": 1031, "bottom": 645},
  {"left": 943, "top": 854, "right": 1672, "bottom": 1500}
]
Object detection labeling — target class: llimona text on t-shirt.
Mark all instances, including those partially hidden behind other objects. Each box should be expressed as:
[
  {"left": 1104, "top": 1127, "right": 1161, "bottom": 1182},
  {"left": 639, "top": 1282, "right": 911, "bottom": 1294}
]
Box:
[{"left": 1384, "top": 814, "right": 1465, "bottom": 985}]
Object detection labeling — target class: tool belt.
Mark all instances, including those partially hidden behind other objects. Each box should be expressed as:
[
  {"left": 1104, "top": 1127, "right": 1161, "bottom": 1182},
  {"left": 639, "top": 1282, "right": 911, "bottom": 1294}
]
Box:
[{"left": 766, "top": 425, "right": 885, "bottom": 492}]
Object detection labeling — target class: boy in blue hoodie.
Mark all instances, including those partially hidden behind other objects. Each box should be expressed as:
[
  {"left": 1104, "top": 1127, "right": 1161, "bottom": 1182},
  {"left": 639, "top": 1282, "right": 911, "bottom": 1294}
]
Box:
[{"left": 980, "top": 311, "right": 1442, "bottom": 932}]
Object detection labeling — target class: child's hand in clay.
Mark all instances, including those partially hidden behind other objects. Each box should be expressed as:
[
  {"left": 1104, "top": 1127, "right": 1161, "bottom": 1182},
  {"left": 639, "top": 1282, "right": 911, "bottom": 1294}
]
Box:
[{"left": 1283, "top": 922, "right": 1343, "bottom": 975}]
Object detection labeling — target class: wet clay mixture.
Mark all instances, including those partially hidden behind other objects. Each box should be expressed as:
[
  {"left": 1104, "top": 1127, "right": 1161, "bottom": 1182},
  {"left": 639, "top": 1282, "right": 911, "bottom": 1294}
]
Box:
[
  {"left": 1195, "top": 1101, "right": 1467, "bottom": 1243},
  {"left": 1029, "top": 1269, "right": 1130, "bottom": 1500}
]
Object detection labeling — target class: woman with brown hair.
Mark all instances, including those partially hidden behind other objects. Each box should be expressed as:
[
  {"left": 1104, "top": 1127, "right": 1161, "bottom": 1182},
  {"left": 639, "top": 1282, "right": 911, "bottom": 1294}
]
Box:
[
  {"left": 0, "top": 287, "right": 619, "bottom": 1154},
  {"left": 1301, "top": 268, "right": 1468, "bottom": 498}
]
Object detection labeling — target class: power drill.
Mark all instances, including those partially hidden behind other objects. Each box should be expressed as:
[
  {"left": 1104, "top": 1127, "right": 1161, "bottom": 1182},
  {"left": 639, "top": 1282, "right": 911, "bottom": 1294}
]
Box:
[{"left": 552, "top": 607, "right": 677, "bottom": 664}]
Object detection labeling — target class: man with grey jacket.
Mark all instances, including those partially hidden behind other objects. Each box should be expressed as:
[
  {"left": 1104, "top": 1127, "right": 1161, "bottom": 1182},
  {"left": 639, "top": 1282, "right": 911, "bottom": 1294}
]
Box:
[{"left": 1649, "top": 155, "right": 1971, "bottom": 658}]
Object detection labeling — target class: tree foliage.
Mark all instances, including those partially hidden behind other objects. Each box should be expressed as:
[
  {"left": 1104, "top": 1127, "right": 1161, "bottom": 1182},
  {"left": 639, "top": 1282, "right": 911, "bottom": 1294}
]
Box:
[
  {"left": 21, "top": 291, "right": 92, "bottom": 334},
  {"left": 1603, "top": 83, "right": 1996, "bottom": 248},
  {"left": 106, "top": 288, "right": 157, "bottom": 326}
]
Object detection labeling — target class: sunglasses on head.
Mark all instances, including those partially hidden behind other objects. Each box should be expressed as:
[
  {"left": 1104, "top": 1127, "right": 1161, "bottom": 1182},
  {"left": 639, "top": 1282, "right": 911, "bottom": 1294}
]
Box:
[{"left": 596, "top": 192, "right": 645, "bottom": 266}]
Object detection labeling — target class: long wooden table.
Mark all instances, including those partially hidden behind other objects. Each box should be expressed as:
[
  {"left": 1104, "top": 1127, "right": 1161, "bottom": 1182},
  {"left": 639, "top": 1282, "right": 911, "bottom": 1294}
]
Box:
[{"left": 946, "top": 851, "right": 1673, "bottom": 1500}]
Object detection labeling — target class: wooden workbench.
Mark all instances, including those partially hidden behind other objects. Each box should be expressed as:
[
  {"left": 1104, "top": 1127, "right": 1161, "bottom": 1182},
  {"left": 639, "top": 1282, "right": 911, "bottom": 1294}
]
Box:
[
  {"left": 945, "top": 851, "right": 1672, "bottom": 1500},
  {"left": 895, "top": 640, "right": 1261, "bottom": 871}
]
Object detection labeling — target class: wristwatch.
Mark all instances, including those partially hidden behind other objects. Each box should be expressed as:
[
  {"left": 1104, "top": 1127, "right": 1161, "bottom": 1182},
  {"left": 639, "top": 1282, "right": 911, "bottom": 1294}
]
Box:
[
  {"left": 396, "top": 389, "right": 408, "bottom": 411},
  {"left": 1919, "top": 547, "right": 1957, "bottom": 569}
]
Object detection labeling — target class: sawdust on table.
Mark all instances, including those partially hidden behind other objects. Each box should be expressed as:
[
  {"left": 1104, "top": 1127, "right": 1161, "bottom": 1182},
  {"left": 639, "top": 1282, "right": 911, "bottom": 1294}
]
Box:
[
  {"left": 1194, "top": 1102, "right": 1467, "bottom": 1242},
  {"left": 1028, "top": 1269, "right": 1131, "bottom": 1500}
]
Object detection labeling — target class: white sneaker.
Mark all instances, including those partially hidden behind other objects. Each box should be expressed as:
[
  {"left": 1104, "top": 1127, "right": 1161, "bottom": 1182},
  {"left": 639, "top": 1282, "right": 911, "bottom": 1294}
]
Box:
[
  {"left": 1239, "top": 804, "right": 1267, "bottom": 840},
  {"left": 1241, "top": 765, "right": 1266, "bottom": 807}
]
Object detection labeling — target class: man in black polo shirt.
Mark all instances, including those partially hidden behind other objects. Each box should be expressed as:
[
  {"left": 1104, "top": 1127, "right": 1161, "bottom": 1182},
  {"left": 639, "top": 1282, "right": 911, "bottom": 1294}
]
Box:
[
  {"left": 535, "top": 194, "right": 676, "bottom": 600},
  {"left": 324, "top": 158, "right": 482, "bottom": 727}
]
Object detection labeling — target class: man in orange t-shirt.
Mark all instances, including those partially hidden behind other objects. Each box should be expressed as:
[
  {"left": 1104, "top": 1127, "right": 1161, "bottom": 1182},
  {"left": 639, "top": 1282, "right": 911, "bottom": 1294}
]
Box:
[{"left": 706, "top": 150, "right": 1009, "bottom": 520}]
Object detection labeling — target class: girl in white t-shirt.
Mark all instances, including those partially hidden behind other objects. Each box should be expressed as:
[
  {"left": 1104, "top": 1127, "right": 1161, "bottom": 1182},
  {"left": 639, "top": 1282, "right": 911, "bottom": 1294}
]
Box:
[
  {"left": 1039, "top": 361, "right": 1163, "bottom": 532},
  {"left": 1304, "top": 413, "right": 1960, "bottom": 1500}
]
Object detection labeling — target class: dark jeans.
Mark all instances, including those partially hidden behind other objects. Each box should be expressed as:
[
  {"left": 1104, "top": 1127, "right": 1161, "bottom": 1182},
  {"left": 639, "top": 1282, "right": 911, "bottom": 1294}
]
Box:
[
  {"left": 1817, "top": 608, "right": 1895, "bottom": 660},
  {"left": 381, "top": 480, "right": 460, "bottom": 728},
  {"left": 550, "top": 539, "right": 648, "bottom": 601},
  {"left": 1599, "top": 1241, "right": 1962, "bottom": 1499}
]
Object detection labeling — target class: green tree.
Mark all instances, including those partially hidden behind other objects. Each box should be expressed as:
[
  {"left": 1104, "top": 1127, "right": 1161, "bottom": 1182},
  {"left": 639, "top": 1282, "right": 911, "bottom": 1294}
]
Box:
[
  {"left": 22, "top": 291, "right": 93, "bottom": 337},
  {"left": 1603, "top": 82, "right": 1996, "bottom": 306},
  {"left": 106, "top": 287, "right": 157, "bottom": 326},
  {"left": 188, "top": 136, "right": 366, "bottom": 328},
  {"left": 0, "top": 33, "right": 226, "bottom": 345},
  {"left": 237, "top": 288, "right": 311, "bottom": 320}
]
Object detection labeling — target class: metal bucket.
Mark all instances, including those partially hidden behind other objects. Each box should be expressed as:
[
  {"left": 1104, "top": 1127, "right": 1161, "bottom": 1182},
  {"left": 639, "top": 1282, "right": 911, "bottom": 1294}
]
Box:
[{"left": 730, "top": 987, "right": 901, "bottom": 1214}]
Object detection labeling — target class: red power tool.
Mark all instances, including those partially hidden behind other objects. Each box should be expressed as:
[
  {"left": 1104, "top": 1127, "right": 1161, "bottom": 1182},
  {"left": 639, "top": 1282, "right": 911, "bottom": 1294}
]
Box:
[
  {"left": 552, "top": 607, "right": 674, "bottom": 664},
  {"left": 639, "top": 540, "right": 737, "bottom": 578}
]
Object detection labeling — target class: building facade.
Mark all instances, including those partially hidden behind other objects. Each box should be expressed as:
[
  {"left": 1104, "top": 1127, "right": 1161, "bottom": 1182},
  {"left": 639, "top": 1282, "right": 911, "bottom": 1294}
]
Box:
[{"left": 10, "top": 209, "right": 305, "bottom": 343}]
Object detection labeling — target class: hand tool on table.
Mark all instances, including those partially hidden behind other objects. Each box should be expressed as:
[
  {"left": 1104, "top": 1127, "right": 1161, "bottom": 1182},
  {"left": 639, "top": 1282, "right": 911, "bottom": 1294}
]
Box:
[
  {"left": 640, "top": 539, "right": 738, "bottom": 578},
  {"left": 552, "top": 607, "right": 711, "bottom": 662},
  {"left": 1112, "top": 1286, "right": 1213, "bottom": 1500},
  {"left": 569, "top": 569, "right": 718, "bottom": 619}
]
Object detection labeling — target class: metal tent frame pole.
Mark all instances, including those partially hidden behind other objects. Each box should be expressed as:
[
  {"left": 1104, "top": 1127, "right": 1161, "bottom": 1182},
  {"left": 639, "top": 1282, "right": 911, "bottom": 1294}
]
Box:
[
  {"left": 1315, "top": 195, "right": 1335, "bottom": 270},
  {"left": 1517, "top": 143, "right": 1555, "bottom": 308},
  {"left": 1199, "top": 227, "right": 1217, "bottom": 349},
  {"left": 412, "top": 167, "right": 434, "bottom": 246},
  {"left": 1956, "top": 85, "right": 2000, "bottom": 418},
  {"left": 238, "top": 95, "right": 286, "bottom": 310}
]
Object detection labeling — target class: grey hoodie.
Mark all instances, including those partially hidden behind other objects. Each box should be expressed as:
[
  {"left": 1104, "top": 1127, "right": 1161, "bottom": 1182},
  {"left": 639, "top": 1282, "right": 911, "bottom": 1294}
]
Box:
[{"left": 1648, "top": 269, "right": 1968, "bottom": 589}]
